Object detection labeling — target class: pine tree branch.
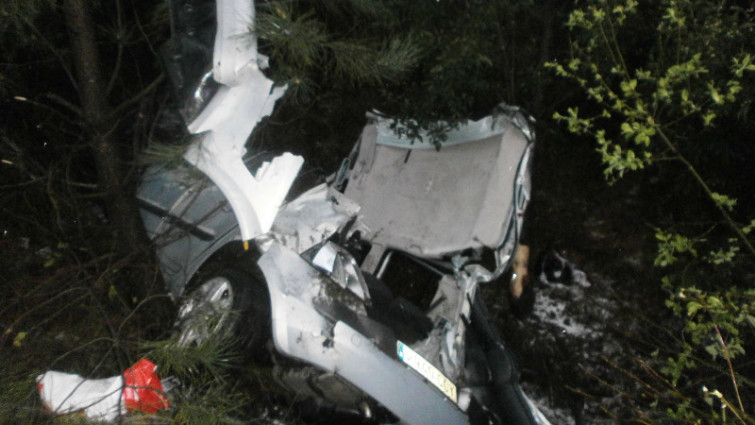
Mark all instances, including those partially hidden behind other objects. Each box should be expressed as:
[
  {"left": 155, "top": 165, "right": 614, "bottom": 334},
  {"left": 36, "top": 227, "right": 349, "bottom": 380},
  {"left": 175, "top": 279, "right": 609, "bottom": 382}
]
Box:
[
  {"left": 109, "top": 73, "right": 165, "bottom": 118},
  {"left": 17, "top": 13, "right": 79, "bottom": 91}
]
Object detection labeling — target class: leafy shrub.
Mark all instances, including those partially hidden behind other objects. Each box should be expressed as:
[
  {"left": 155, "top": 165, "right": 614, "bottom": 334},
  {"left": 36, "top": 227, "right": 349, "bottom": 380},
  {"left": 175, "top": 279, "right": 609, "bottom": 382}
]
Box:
[{"left": 549, "top": 0, "right": 755, "bottom": 422}]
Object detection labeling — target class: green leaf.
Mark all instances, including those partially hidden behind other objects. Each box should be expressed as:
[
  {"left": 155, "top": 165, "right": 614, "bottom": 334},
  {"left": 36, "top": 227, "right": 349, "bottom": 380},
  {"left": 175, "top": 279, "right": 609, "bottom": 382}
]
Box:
[
  {"left": 702, "top": 111, "right": 716, "bottom": 126},
  {"left": 13, "top": 331, "right": 26, "bottom": 348},
  {"left": 709, "top": 84, "right": 723, "bottom": 105},
  {"left": 704, "top": 344, "right": 719, "bottom": 359},
  {"left": 711, "top": 192, "right": 737, "bottom": 211},
  {"left": 620, "top": 79, "right": 637, "bottom": 96},
  {"left": 743, "top": 219, "right": 755, "bottom": 234},
  {"left": 686, "top": 301, "right": 702, "bottom": 316},
  {"left": 703, "top": 393, "right": 713, "bottom": 406},
  {"left": 707, "top": 296, "right": 723, "bottom": 309},
  {"left": 620, "top": 122, "right": 633, "bottom": 139}
]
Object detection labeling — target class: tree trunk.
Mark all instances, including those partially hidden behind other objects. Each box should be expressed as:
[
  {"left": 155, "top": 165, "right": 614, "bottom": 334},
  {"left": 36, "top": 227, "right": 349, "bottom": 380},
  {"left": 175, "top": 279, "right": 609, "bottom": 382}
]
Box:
[
  {"left": 63, "top": 0, "right": 148, "bottom": 257},
  {"left": 532, "top": 1, "right": 556, "bottom": 116}
]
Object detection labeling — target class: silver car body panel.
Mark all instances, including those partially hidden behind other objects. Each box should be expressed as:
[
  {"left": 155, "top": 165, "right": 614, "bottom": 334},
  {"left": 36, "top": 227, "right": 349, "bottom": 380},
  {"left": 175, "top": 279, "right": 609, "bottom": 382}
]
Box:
[
  {"left": 138, "top": 165, "right": 241, "bottom": 297},
  {"left": 343, "top": 109, "right": 533, "bottom": 276},
  {"left": 259, "top": 183, "right": 363, "bottom": 254},
  {"left": 258, "top": 242, "right": 470, "bottom": 425},
  {"left": 183, "top": 0, "right": 301, "bottom": 242},
  {"left": 138, "top": 0, "right": 302, "bottom": 295}
]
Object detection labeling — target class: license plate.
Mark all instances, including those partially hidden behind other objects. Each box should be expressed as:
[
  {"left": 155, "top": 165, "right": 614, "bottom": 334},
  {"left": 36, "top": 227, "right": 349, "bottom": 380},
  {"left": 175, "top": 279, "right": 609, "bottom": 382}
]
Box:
[{"left": 397, "top": 341, "right": 457, "bottom": 403}]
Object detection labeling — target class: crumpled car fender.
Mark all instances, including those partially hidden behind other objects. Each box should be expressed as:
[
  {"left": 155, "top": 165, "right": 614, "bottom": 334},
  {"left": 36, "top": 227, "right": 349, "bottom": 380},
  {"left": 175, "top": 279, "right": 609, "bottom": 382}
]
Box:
[
  {"left": 183, "top": 0, "right": 300, "bottom": 242},
  {"left": 258, "top": 242, "right": 470, "bottom": 425}
]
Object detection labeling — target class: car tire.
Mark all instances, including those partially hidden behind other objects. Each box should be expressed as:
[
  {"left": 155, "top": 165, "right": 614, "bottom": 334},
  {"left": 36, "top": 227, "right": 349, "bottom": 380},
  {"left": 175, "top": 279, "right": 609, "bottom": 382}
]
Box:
[{"left": 174, "top": 268, "right": 271, "bottom": 360}]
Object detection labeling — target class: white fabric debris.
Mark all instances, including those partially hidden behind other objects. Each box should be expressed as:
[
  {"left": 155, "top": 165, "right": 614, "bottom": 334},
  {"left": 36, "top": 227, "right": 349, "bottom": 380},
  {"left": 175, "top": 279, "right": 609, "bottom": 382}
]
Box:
[{"left": 37, "top": 371, "right": 124, "bottom": 421}]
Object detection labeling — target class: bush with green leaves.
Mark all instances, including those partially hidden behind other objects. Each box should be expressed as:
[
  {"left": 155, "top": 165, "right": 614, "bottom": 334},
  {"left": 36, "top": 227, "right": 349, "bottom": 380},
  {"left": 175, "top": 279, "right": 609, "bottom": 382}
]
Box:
[{"left": 549, "top": 0, "right": 755, "bottom": 422}]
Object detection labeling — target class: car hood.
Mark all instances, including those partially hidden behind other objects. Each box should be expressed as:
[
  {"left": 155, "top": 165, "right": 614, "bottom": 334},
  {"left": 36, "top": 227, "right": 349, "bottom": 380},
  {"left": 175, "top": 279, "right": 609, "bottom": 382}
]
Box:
[{"left": 342, "top": 109, "right": 534, "bottom": 260}]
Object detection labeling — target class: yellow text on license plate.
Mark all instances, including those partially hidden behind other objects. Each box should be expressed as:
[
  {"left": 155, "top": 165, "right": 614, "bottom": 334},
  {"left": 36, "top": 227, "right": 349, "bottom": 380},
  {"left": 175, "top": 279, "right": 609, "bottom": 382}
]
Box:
[{"left": 397, "top": 341, "right": 457, "bottom": 403}]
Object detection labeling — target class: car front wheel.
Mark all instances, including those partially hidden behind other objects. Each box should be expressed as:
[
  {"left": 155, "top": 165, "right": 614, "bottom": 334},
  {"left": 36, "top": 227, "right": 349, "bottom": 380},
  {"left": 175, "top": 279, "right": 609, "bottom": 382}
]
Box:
[{"left": 174, "top": 268, "right": 271, "bottom": 358}]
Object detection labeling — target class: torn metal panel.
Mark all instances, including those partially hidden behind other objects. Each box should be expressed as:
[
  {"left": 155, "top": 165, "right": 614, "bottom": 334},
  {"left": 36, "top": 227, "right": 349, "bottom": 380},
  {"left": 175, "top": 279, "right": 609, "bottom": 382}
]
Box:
[
  {"left": 185, "top": 142, "right": 302, "bottom": 241},
  {"left": 183, "top": 0, "right": 297, "bottom": 242},
  {"left": 491, "top": 140, "right": 533, "bottom": 279},
  {"left": 211, "top": 0, "right": 258, "bottom": 86},
  {"left": 410, "top": 271, "right": 479, "bottom": 383},
  {"left": 344, "top": 111, "right": 532, "bottom": 260},
  {"left": 259, "top": 183, "right": 363, "bottom": 254}
]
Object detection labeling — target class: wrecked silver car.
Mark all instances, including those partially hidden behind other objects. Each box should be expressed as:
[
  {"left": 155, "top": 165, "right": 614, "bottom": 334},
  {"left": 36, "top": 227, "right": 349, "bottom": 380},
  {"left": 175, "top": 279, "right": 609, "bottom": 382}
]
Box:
[{"left": 137, "top": 0, "right": 549, "bottom": 424}]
